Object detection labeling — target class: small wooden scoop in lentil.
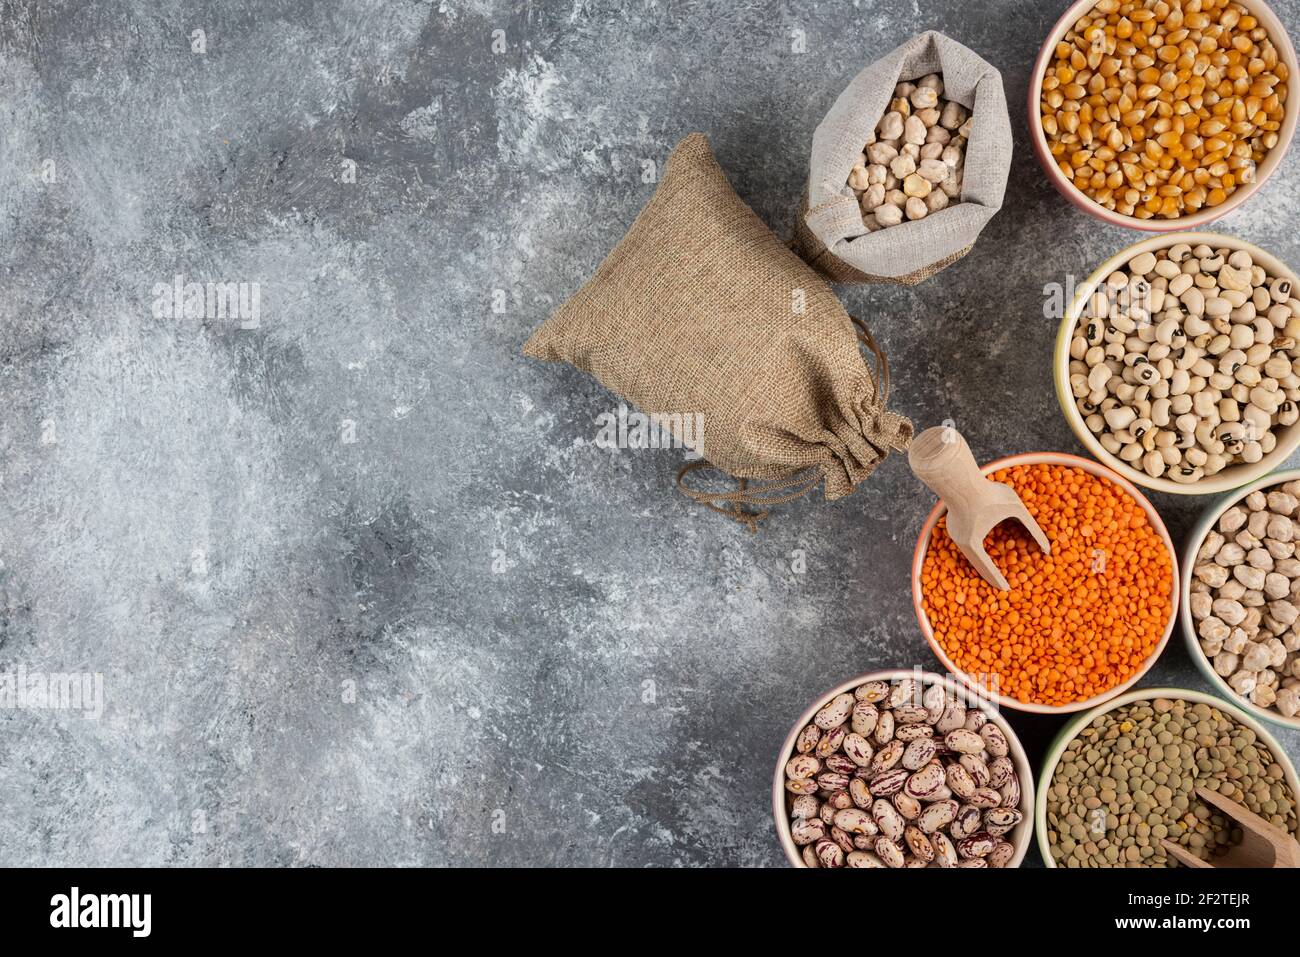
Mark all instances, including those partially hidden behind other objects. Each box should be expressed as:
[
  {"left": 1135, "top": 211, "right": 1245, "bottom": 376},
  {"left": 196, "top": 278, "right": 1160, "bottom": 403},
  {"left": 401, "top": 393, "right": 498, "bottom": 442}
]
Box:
[
  {"left": 1040, "top": 0, "right": 1288, "bottom": 219},
  {"left": 909, "top": 427, "right": 1051, "bottom": 591}
]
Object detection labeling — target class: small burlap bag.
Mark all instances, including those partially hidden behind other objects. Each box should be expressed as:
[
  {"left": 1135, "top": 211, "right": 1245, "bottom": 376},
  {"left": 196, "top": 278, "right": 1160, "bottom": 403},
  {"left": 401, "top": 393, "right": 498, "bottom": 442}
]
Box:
[
  {"left": 791, "top": 31, "right": 1011, "bottom": 285},
  {"left": 523, "top": 133, "right": 912, "bottom": 529}
]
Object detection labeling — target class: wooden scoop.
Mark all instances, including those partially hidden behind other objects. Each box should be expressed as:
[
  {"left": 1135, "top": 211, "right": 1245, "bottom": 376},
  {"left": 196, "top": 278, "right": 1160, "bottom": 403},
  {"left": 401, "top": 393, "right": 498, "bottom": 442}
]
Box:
[
  {"left": 908, "top": 427, "right": 1050, "bottom": 591},
  {"left": 1160, "top": 786, "right": 1300, "bottom": 868}
]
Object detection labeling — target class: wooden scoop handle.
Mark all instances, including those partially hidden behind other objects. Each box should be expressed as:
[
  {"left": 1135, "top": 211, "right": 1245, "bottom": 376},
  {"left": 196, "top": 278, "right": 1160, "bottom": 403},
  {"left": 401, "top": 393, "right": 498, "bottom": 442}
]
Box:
[
  {"left": 909, "top": 427, "right": 1051, "bottom": 593},
  {"left": 908, "top": 426, "right": 989, "bottom": 509}
]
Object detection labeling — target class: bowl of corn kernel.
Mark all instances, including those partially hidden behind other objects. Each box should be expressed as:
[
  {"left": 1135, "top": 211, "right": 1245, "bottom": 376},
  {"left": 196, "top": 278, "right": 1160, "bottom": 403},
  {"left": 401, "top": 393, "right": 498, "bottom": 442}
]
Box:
[{"left": 1030, "top": 0, "right": 1297, "bottom": 229}]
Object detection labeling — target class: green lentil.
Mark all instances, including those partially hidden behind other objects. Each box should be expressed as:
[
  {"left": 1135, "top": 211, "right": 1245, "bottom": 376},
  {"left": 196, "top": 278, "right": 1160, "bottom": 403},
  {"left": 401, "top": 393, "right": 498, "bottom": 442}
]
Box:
[{"left": 1047, "top": 697, "right": 1298, "bottom": 868}]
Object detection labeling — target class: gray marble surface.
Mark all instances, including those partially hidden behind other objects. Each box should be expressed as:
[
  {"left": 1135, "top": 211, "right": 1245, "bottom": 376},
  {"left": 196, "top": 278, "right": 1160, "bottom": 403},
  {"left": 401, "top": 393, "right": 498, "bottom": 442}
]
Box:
[{"left": 1, "top": 0, "right": 1298, "bottom": 867}]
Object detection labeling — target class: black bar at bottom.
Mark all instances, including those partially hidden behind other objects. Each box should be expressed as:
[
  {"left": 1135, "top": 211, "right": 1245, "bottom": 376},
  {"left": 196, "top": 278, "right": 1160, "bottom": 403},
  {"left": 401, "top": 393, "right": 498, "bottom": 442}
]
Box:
[{"left": 0, "top": 866, "right": 1287, "bottom": 942}]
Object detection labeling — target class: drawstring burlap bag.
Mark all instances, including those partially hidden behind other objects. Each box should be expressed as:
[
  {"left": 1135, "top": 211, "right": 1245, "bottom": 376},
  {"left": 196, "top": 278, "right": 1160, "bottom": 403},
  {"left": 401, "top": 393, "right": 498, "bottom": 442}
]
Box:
[
  {"left": 791, "top": 30, "right": 1011, "bottom": 285},
  {"left": 523, "top": 133, "right": 912, "bottom": 530}
]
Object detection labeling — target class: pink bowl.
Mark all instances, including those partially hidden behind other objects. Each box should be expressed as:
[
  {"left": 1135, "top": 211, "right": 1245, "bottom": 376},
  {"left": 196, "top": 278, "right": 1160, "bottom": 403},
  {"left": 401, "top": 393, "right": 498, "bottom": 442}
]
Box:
[
  {"left": 1029, "top": 0, "right": 1299, "bottom": 231},
  {"left": 910, "top": 451, "right": 1179, "bottom": 714}
]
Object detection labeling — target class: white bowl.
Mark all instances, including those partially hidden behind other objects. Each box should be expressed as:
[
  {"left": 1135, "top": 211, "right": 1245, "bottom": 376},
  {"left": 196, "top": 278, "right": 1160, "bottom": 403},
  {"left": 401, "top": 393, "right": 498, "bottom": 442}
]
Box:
[
  {"left": 773, "top": 668, "right": 1035, "bottom": 867},
  {"left": 1054, "top": 231, "right": 1300, "bottom": 495},
  {"left": 1180, "top": 468, "right": 1300, "bottom": 730}
]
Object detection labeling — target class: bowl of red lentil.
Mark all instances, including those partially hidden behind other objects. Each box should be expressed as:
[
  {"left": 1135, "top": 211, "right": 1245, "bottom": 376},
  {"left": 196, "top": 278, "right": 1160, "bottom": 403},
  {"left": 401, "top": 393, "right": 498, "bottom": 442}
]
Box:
[
  {"left": 910, "top": 452, "right": 1179, "bottom": 714},
  {"left": 1030, "top": 0, "right": 1298, "bottom": 229}
]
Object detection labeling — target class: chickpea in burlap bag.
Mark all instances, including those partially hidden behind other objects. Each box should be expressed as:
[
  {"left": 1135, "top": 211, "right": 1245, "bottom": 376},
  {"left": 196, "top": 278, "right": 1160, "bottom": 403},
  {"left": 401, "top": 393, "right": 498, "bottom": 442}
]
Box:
[
  {"left": 791, "top": 31, "right": 1012, "bottom": 285},
  {"left": 524, "top": 133, "right": 912, "bottom": 529}
]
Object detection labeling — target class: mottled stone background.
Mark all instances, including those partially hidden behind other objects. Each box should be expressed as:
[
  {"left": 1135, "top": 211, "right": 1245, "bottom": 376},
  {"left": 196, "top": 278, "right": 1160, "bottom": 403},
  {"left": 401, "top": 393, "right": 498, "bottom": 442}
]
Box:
[{"left": 1, "top": 0, "right": 1298, "bottom": 867}]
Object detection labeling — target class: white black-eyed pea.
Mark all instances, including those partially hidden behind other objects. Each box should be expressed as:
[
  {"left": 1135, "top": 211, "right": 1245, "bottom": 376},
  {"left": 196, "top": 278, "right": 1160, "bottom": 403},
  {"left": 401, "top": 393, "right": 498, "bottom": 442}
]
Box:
[{"left": 1074, "top": 246, "right": 1300, "bottom": 480}]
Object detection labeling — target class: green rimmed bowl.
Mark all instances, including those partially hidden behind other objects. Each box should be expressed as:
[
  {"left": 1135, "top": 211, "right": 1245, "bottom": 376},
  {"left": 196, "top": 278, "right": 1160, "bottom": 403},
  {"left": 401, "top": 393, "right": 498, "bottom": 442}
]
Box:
[{"left": 1034, "top": 686, "right": 1300, "bottom": 867}]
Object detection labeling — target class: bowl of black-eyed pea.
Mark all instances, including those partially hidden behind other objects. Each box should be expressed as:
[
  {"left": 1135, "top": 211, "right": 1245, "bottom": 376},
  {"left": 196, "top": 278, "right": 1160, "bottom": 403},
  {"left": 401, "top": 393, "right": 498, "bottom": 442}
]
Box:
[
  {"left": 1054, "top": 231, "right": 1300, "bottom": 495},
  {"left": 1036, "top": 687, "right": 1300, "bottom": 867}
]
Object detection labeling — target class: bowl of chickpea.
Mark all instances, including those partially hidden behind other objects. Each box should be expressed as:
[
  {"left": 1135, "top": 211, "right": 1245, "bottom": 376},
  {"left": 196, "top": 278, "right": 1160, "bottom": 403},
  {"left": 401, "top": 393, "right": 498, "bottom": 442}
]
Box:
[{"left": 1030, "top": 0, "right": 1297, "bottom": 230}]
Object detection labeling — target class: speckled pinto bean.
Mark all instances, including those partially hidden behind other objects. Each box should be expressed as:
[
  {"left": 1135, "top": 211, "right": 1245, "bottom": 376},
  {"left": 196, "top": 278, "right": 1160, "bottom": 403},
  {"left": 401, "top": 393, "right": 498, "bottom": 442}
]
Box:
[
  {"left": 984, "top": 807, "right": 1024, "bottom": 838},
  {"left": 844, "top": 733, "right": 874, "bottom": 767},
  {"left": 834, "top": 808, "right": 875, "bottom": 835},
  {"left": 960, "top": 754, "right": 991, "bottom": 787},
  {"left": 896, "top": 722, "right": 934, "bottom": 742},
  {"left": 874, "top": 710, "right": 895, "bottom": 746},
  {"left": 904, "top": 762, "right": 945, "bottom": 798},
  {"left": 931, "top": 832, "right": 959, "bottom": 868},
  {"left": 946, "top": 762, "right": 977, "bottom": 799},
  {"left": 816, "top": 725, "right": 847, "bottom": 759},
  {"left": 871, "top": 739, "right": 905, "bottom": 773},
  {"left": 958, "top": 834, "right": 997, "bottom": 860},
  {"left": 796, "top": 722, "right": 822, "bottom": 754},
  {"left": 980, "top": 722, "right": 1009, "bottom": 757},
  {"left": 949, "top": 805, "right": 982, "bottom": 840},
  {"left": 845, "top": 850, "right": 887, "bottom": 868},
  {"left": 786, "top": 754, "right": 820, "bottom": 779},
  {"left": 895, "top": 793, "right": 923, "bottom": 822},
  {"left": 875, "top": 836, "right": 906, "bottom": 868},
  {"left": 905, "top": 825, "right": 935, "bottom": 861},
  {"left": 851, "top": 701, "right": 879, "bottom": 736},
  {"left": 816, "top": 693, "right": 856, "bottom": 729},
  {"left": 785, "top": 677, "right": 1024, "bottom": 867},
  {"left": 945, "top": 729, "right": 985, "bottom": 754},
  {"left": 903, "top": 738, "right": 938, "bottom": 770},
  {"left": 872, "top": 799, "right": 905, "bottom": 840},
  {"left": 987, "top": 841, "right": 1016, "bottom": 869},
  {"left": 870, "top": 768, "right": 909, "bottom": 797}
]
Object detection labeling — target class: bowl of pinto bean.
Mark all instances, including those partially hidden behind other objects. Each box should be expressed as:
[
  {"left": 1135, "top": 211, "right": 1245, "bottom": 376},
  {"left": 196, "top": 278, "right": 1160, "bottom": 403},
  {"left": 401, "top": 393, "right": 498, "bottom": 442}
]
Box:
[{"left": 773, "top": 669, "right": 1035, "bottom": 868}]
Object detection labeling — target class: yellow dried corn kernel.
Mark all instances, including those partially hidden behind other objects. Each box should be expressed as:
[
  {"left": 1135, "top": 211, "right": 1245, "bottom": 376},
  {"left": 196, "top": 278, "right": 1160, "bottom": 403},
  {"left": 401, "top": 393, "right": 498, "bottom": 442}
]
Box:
[{"left": 1038, "top": 0, "right": 1286, "bottom": 219}]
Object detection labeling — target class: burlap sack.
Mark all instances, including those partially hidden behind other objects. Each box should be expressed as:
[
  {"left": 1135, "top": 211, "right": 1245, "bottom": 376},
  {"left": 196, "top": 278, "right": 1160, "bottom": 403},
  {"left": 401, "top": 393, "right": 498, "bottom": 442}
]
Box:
[
  {"left": 791, "top": 31, "right": 1011, "bottom": 285},
  {"left": 523, "top": 133, "right": 912, "bottom": 529}
]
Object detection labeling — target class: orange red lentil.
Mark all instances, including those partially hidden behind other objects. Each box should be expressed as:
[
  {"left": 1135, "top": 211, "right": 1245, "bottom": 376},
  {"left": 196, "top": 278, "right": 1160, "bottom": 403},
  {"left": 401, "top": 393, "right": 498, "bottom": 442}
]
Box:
[
  {"left": 1040, "top": 0, "right": 1288, "bottom": 219},
  {"left": 920, "top": 463, "right": 1173, "bottom": 707}
]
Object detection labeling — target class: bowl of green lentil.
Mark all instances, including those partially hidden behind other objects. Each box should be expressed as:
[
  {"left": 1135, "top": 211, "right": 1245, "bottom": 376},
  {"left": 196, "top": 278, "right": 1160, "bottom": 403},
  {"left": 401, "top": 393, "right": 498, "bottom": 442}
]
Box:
[{"left": 1035, "top": 687, "right": 1299, "bottom": 867}]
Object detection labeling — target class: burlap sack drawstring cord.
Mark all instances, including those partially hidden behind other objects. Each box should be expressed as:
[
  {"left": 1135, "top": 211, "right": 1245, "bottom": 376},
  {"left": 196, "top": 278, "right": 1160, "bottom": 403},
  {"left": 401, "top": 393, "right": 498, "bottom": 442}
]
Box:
[
  {"left": 676, "top": 316, "right": 910, "bottom": 532},
  {"left": 675, "top": 464, "right": 824, "bottom": 533}
]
